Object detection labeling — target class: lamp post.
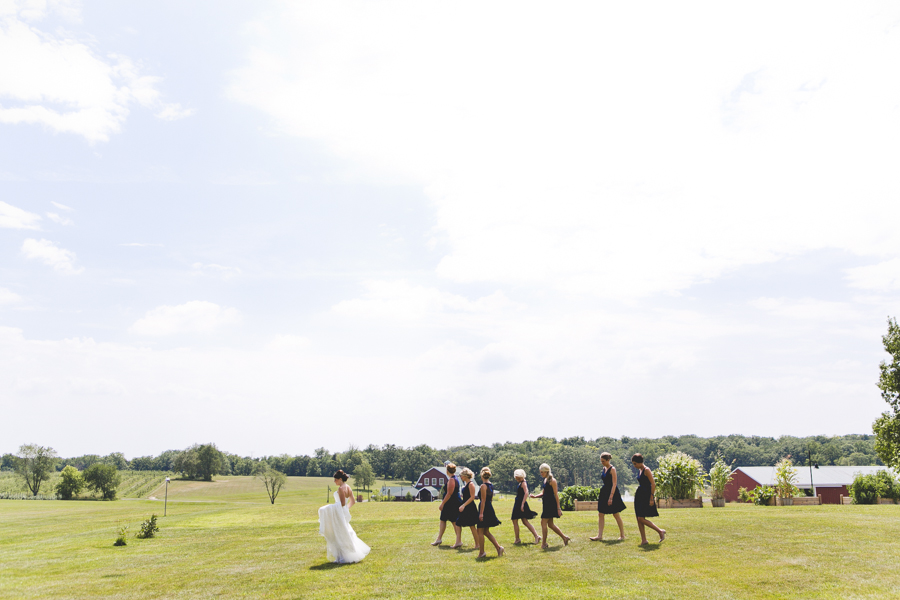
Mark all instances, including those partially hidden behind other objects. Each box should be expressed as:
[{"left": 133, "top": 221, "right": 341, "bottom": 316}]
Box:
[
  {"left": 164, "top": 477, "right": 170, "bottom": 516},
  {"left": 807, "top": 447, "right": 816, "bottom": 498}
]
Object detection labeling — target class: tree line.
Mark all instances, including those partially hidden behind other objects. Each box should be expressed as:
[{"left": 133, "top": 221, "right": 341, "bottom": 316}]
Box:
[{"left": 3, "top": 434, "right": 883, "bottom": 497}]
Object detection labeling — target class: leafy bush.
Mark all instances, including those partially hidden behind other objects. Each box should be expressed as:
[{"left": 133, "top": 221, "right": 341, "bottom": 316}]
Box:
[
  {"left": 55, "top": 465, "right": 84, "bottom": 500},
  {"left": 737, "top": 487, "right": 752, "bottom": 503},
  {"left": 83, "top": 464, "right": 121, "bottom": 500},
  {"left": 558, "top": 485, "right": 601, "bottom": 511},
  {"left": 114, "top": 524, "right": 128, "bottom": 546},
  {"left": 849, "top": 473, "right": 880, "bottom": 504},
  {"left": 773, "top": 457, "right": 799, "bottom": 499},
  {"left": 655, "top": 452, "right": 707, "bottom": 500},
  {"left": 876, "top": 470, "right": 900, "bottom": 500},
  {"left": 136, "top": 515, "right": 160, "bottom": 539},
  {"left": 404, "top": 491, "right": 413, "bottom": 502},
  {"left": 708, "top": 455, "right": 736, "bottom": 500},
  {"left": 752, "top": 485, "right": 776, "bottom": 506}
]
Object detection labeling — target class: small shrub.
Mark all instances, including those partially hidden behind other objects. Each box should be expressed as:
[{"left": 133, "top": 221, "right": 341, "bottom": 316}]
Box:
[
  {"left": 405, "top": 491, "right": 413, "bottom": 502},
  {"left": 136, "top": 515, "right": 159, "bottom": 539},
  {"left": 558, "top": 485, "right": 601, "bottom": 511},
  {"left": 737, "top": 487, "right": 752, "bottom": 503},
  {"left": 114, "top": 524, "right": 128, "bottom": 546},
  {"left": 752, "top": 485, "right": 776, "bottom": 506}
]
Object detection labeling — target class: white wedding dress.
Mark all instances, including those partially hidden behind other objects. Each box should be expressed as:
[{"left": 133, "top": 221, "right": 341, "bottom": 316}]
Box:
[{"left": 318, "top": 491, "right": 370, "bottom": 564}]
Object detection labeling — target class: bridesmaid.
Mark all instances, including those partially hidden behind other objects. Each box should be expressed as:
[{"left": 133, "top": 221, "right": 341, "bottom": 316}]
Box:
[
  {"left": 456, "top": 468, "right": 480, "bottom": 548},
  {"left": 476, "top": 467, "right": 504, "bottom": 558},
  {"left": 632, "top": 453, "right": 666, "bottom": 545},
  {"left": 510, "top": 469, "right": 540, "bottom": 545},
  {"left": 432, "top": 462, "right": 463, "bottom": 547},
  {"left": 530, "top": 463, "right": 570, "bottom": 549},
  {"left": 590, "top": 452, "right": 626, "bottom": 541}
]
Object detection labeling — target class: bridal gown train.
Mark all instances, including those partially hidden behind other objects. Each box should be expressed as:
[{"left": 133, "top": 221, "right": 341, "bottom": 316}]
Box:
[{"left": 318, "top": 491, "right": 370, "bottom": 563}]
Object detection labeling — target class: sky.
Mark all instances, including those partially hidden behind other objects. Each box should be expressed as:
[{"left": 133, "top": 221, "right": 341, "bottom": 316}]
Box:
[{"left": 2, "top": 0, "right": 900, "bottom": 459}]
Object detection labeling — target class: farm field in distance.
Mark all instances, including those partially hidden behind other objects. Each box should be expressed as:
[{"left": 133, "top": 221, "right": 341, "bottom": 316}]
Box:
[{"left": 1, "top": 476, "right": 899, "bottom": 599}]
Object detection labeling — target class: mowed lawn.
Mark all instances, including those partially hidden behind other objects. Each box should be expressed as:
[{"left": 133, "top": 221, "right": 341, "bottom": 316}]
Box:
[{"left": 1, "top": 476, "right": 899, "bottom": 599}]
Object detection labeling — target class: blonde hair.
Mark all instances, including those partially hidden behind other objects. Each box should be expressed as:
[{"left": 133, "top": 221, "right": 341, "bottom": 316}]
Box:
[
  {"left": 539, "top": 463, "right": 553, "bottom": 478},
  {"left": 459, "top": 467, "right": 474, "bottom": 481},
  {"left": 480, "top": 467, "right": 492, "bottom": 479},
  {"left": 513, "top": 469, "right": 526, "bottom": 480}
]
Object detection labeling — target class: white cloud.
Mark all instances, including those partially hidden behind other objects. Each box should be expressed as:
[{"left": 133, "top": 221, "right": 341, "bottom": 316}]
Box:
[
  {"left": 45, "top": 211, "right": 73, "bottom": 225},
  {"left": 20, "top": 238, "right": 82, "bottom": 274},
  {"left": 155, "top": 103, "right": 194, "bottom": 121},
  {"left": 846, "top": 258, "right": 900, "bottom": 291},
  {"left": 129, "top": 301, "right": 241, "bottom": 336},
  {"left": 750, "top": 297, "right": 859, "bottom": 322},
  {"left": 0, "top": 200, "right": 41, "bottom": 229},
  {"left": 229, "top": 2, "right": 900, "bottom": 299},
  {"left": 331, "top": 280, "right": 515, "bottom": 325},
  {"left": 191, "top": 262, "right": 242, "bottom": 278},
  {"left": 0, "top": 3, "right": 192, "bottom": 143},
  {"left": 0, "top": 287, "right": 22, "bottom": 305},
  {"left": 50, "top": 201, "right": 73, "bottom": 211}
]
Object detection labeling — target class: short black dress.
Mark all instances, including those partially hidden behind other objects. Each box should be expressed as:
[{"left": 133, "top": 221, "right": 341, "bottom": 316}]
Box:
[
  {"left": 540, "top": 477, "right": 560, "bottom": 519},
  {"left": 511, "top": 481, "right": 538, "bottom": 520},
  {"left": 456, "top": 481, "right": 480, "bottom": 527},
  {"left": 598, "top": 467, "right": 627, "bottom": 515},
  {"left": 440, "top": 475, "right": 462, "bottom": 522},
  {"left": 476, "top": 482, "right": 502, "bottom": 529},
  {"left": 634, "top": 467, "right": 659, "bottom": 518}
]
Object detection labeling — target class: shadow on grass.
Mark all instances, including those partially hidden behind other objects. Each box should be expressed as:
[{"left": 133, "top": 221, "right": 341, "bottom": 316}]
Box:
[
  {"left": 309, "top": 562, "right": 358, "bottom": 570},
  {"left": 638, "top": 543, "right": 662, "bottom": 552},
  {"left": 601, "top": 539, "right": 625, "bottom": 545},
  {"left": 542, "top": 545, "right": 564, "bottom": 552}
]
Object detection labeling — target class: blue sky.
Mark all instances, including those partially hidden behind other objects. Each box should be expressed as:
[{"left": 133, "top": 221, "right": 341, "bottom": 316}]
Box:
[{"left": 2, "top": 1, "right": 900, "bottom": 458}]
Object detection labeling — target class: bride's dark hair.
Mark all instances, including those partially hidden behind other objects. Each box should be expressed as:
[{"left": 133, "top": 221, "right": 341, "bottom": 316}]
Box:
[{"left": 333, "top": 470, "right": 349, "bottom": 482}]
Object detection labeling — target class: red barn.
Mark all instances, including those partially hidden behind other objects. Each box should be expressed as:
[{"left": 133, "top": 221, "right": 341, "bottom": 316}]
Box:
[
  {"left": 724, "top": 465, "right": 891, "bottom": 504},
  {"left": 415, "top": 467, "right": 449, "bottom": 490}
]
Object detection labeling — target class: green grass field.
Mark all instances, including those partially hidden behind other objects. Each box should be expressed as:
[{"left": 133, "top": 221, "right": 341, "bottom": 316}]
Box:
[{"left": 1, "top": 475, "right": 898, "bottom": 599}]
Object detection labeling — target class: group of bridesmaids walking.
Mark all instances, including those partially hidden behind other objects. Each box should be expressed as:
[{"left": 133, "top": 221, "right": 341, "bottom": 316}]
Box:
[
  {"left": 319, "top": 453, "right": 666, "bottom": 564},
  {"left": 431, "top": 453, "right": 665, "bottom": 559}
]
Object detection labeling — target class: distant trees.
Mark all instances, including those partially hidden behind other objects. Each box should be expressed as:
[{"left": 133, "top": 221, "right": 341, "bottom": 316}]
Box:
[
  {"left": 56, "top": 465, "right": 85, "bottom": 499},
  {"left": 83, "top": 463, "right": 121, "bottom": 500},
  {"left": 173, "top": 444, "right": 227, "bottom": 481},
  {"left": 875, "top": 317, "right": 900, "bottom": 470},
  {"left": 15, "top": 444, "right": 58, "bottom": 496}
]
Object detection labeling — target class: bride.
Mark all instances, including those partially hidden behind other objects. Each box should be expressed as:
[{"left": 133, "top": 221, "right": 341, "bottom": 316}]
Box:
[{"left": 318, "top": 470, "right": 370, "bottom": 564}]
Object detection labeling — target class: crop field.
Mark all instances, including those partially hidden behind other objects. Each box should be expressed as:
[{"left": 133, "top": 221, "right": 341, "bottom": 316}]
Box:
[{"left": 1, "top": 476, "right": 899, "bottom": 599}]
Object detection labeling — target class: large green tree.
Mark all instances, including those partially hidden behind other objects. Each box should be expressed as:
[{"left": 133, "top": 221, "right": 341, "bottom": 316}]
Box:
[
  {"left": 173, "top": 444, "right": 227, "bottom": 481},
  {"left": 15, "top": 444, "right": 58, "bottom": 496},
  {"left": 83, "top": 463, "right": 121, "bottom": 500},
  {"left": 874, "top": 317, "right": 900, "bottom": 469}
]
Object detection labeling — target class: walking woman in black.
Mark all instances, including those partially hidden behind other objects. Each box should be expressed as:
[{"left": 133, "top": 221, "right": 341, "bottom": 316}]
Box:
[
  {"left": 456, "top": 468, "right": 480, "bottom": 548},
  {"left": 590, "top": 452, "right": 626, "bottom": 541},
  {"left": 631, "top": 453, "right": 666, "bottom": 545},
  {"left": 476, "top": 467, "right": 504, "bottom": 558},
  {"left": 510, "top": 469, "right": 540, "bottom": 545},
  {"left": 530, "top": 463, "right": 570, "bottom": 549},
  {"left": 432, "top": 462, "right": 463, "bottom": 547}
]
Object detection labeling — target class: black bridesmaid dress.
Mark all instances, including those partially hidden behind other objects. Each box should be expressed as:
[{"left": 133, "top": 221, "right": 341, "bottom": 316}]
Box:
[
  {"left": 440, "top": 475, "right": 462, "bottom": 522},
  {"left": 511, "top": 481, "right": 538, "bottom": 520},
  {"left": 476, "top": 482, "right": 502, "bottom": 529},
  {"left": 456, "top": 481, "right": 480, "bottom": 527},
  {"left": 598, "top": 467, "right": 627, "bottom": 515},
  {"left": 634, "top": 467, "right": 659, "bottom": 518},
  {"left": 540, "top": 477, "right": 561, "bottom": 519}
]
